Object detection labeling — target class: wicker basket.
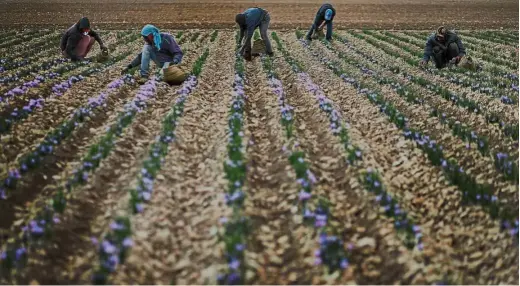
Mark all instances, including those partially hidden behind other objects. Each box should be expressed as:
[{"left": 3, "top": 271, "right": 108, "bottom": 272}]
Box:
[
  {"left": 94, "top": 49, "right": 110, "bottom": 63},
  {"left": 252, "top": 39, "right": 266, "bottom": 56},
  {"left": 458, "top": 56, "right": 477, "bottom": 71},
  {"left": 312, "top": 29, "right": 325, "bottom": 40},
  {"left": 163, "top": 65, "right": 187, "bottom": 85}
]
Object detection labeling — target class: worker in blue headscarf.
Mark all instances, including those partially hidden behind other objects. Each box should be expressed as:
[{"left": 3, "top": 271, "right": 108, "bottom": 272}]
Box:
[
  {"left": 121, "top": 24, "right": 183, "bottom": 80},
  {"left": 306, "top": 3, "right": 336, "bottom": 41}
]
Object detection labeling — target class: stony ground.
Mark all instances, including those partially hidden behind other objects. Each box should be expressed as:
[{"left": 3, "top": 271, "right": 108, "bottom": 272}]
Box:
[{"left": 0, "top": 28, "right": 518, "bottom": 285}]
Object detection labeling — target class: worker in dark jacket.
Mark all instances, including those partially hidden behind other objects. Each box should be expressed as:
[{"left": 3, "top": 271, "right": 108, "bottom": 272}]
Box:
[
  {"left": 306, "top": 3, "right": 336, "bottom": 41},
  {"left": 60, "top": 17, "right": 107, "bottom": 61},
  {"left": 121, "top": 24, "right": 183, "bottom": 80},
  {"left": 236, "top": 7, "right": 273, "bottom": 61},
  {"left": 420, "top": 26, "right": 466, "bottom": 69}
]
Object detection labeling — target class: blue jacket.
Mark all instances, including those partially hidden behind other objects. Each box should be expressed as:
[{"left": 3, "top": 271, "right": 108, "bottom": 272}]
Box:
[
  {"left": 238, "top": 8, "right": 267, "bottom": 43},
  {"left": 130, "top": 33, "right": 183, "bottom": 67},
  {"left": 423, "top": 31, "right": 466, "bottom": 61}
]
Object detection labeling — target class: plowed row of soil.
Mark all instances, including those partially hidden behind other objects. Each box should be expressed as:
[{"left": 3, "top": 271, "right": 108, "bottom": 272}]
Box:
[{"left": 0, "top": 29, "right": 517, "bottom": 285}]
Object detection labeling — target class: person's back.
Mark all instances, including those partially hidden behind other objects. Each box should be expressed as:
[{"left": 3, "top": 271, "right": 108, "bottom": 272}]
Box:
[{"left": 154, "top": 33, "right": 183, "bottom": 64}]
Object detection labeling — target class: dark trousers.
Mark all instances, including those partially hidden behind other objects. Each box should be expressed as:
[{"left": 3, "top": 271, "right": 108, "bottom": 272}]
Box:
[
  {"left": 432, "top": 42, "right": 459, "bottom": 69},
  {"left": 240, "top": 12, "right": 273, "bottom": 56},
  {"left": 306, "top": 15, "right": 333, "bottom": 40}
]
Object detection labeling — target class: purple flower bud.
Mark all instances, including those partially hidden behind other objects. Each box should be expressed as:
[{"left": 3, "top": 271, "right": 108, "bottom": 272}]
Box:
[
  {"left": 314, "top": 257, "right": 322, "bottom": 265},
  {"left": 123, "top": 237, "right": 133, "bottom": 248},
  {"left": 102, "top": 240, "right": 116, "bottom": 254},
  {"left": 340, "top": 258, "right": 349, "bottom": 269},
  {"left": 299, "top": 190, "right": 312, "bottom": 201},
  {"left": 229, "top": 259, "right": 240, "bottom": 270}
]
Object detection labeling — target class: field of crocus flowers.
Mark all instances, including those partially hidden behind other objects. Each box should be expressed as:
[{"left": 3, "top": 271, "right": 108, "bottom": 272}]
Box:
[{"left": 0, "top": 28, "right": 518, "bottom": 285}]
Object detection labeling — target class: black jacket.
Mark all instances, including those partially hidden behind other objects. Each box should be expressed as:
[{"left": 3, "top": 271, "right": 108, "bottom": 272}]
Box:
[{"left": 60, "top": 17, "right": 103, "bottom": 61}]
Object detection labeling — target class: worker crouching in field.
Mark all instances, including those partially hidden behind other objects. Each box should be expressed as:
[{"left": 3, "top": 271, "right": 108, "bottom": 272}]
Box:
[
  {"left": 420, "top": 26, "right": 466, "bottom": 69},
  {"left": 236, "top": 7, "right": 274, "bottom": 61},
  {"left": 306, "top": 3, "right": 336, "bottom": 41},
  {"left": 61, "top": 17, "right": 107, "bottom": 61},
  {"left": 121, "top": 24, "right": 183, "bottom": 82}
]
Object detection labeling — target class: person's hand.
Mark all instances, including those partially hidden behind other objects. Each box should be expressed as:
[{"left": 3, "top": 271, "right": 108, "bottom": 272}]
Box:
[
  {"left": 121, "top": 64, "right": 132, "bottom": 75},
  {"left": 172, "top": 59, "right": 180, "bottom": 65},
  {"left": 419, "top": 59, "right": 428, "bottom": 67}
]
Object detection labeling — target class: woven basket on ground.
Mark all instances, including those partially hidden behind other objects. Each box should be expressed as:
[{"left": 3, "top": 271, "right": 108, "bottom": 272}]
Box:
[
  {"left": 458, "top": 56, "right": 477, "bottom": 71},
  {"left": 312, "top": 29, "right": 325, "bottom": 40},
  {"left": 252, "top": 39, "right": 266, "bottom": 56},
  {"left": 94, "top": 49, "right": 110, "bottom": 63},
  {"left": 163, "top": 65, "right": 187, "bottom": 85}
]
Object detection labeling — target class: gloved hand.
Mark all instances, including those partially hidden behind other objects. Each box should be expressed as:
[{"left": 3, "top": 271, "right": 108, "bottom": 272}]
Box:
[
  {"left": 121, "top": 64, "right": 132, "bottom": 75},
  {"left": 172, "top": 59, "right": 180, "bottom": 65}
]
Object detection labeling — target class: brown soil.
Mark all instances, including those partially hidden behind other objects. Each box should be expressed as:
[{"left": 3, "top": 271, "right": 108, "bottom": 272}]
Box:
[{"left": 0, "top": 0, "right": 517, "bottom": 29}]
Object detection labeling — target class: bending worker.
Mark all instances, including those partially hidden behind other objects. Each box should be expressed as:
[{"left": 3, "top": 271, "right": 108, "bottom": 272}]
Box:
[
  {"left": 236, "top": 7, "right": 274, "bottom": 61},
  {"left": 121, "top": 24, "right": 183, "bottom": 81},
  {"left": 306, "top": 3, "right": 336, "bottom": 41},
  {"left": 61, "top": 17, "right": 107, "bottom": 61},
  {"left": 420, "top": 26, "right": 466, "bottom": 69}
]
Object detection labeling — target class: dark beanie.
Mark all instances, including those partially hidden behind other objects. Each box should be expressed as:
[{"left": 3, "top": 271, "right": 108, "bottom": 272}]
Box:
[
  {"left": 78, "top": 17, "right": 90, "bottom": 29},
  {"left": 235, "top": 14, "right": 246, "bottom": 25}
]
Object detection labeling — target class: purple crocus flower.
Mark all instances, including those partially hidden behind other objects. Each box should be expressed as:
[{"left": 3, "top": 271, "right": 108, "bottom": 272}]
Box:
[
  {"left": 102, "top": 240, "right": 116, "bottom": 254},
  {"left": 123, "top": 237, "right": 133, "bottom": 248},
  {"left": 229, "top": 259, "right": 240, "bottom": 270},
  {"left": 299, "top": 190, "right": 311, "bottom": 201}
]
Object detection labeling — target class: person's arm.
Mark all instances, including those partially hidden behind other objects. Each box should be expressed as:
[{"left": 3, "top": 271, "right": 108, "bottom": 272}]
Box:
[
  {"left": 65, "top": 34, "right": 82, "bottom": 61},
  {"left": 422, "top": 37, "right": 433, "bottom": 62},
  {"left": 121, "top": 52, "right": 142, "bottom": 74},
  {"left": 239, "top": 25, "right": 246, "bottom": 45},
  {"left": 89, "top": 30, "right": 105, "bottom": 48},
  {"left": 244, "top": 24, "right": 255, "bottom": 53},
  {"left": 166, "top": 37, "right": 183, "bottom": 64},
  {"left": 60, "top": 31, "right": 69, "bottom": 51},
  {"left": 129, "top": 52, "right": 142, "bottom": 68}
]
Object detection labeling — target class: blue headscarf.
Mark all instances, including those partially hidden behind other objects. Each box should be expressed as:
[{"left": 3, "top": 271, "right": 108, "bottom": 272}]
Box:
[
  {"left": 141, "top": 24, "right": 162, "bottom": 50},
  {"left": 325, "top": 9, "right": 333, "bottom": 21}
]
